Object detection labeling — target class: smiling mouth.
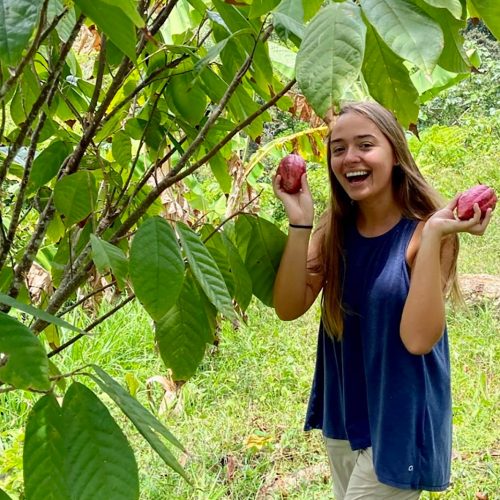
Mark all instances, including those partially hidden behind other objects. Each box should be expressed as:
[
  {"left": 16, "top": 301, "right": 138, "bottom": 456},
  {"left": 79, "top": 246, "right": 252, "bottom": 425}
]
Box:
[{"left": 345, "top": 171, "right": 370, "bottom": 184}]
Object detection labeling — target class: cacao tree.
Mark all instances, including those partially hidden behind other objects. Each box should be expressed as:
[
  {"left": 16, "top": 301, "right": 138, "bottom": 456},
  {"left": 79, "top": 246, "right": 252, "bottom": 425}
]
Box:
[{"left": 0, "top": 0, "right": 498, "bottom": 497}]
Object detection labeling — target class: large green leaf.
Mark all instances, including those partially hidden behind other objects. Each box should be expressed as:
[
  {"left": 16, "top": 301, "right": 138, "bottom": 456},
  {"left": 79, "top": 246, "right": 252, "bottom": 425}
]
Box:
[
  {"left": 0, "top": 293, "right": 87, "bottom": 335},
  {"left": 90, "top": 235, "right": 128, "bottom": 289},
  {"left": 73, "top": 0, "right": 137, "bottom": 60},
  {"left": 221, "top": 232, "right": 253, "bottom": 312},
  {"left": 112, "top": 131, "right": 132, "bottom": 168},
  {"left": 47, "top": 0, "right": 77, "bottom": 42},
  {"left": 212, "top": 0, "right": 257, "bottom": 35},
  {"left": 252, "top": 39, "right": 274, "bottom": 89},
  {"left": 199, "top": 66, "right": 228, "bottom": 103},
  {"left": 273, "top": 0, "right": 305, "bottom": 46},
  {"left": 468, "top": 0, "right": 500, "bottom": 40},
  {"left": 236, "top": 215, "right": 286, "bottom": 307},
  {"left": 302, "top": 0, "right": 324, "bottom": 22},
  {"left": 296, "top": 3, "right": 366, "bottom": 119},
  {"left": 156, "top": 273, "right": 214, "bottom": 381},
  {"left": 234, "top": 215, "right": 252, "bottom": 262},
  {"left": 0, "top": 0, "right": 43, "bottom": 65},
  {"left": 422, "top": 0, "right": 463, "bottom": 18},
  {"left": 89, "top": 365, "right": 190, "bottom": 481},
  {"left": 161, "top": 0, "right": 199, "bottom": 43},
  {"left": 0, "top": 312, "right": 50, "bottom": 390},
  {"left": 53, "top": 171, "right": 97, "bottom": 227},
  {"left": 24, "top": 394, "right": 68, "bottom": 500},
  {"left": 249, "top": 0, "right": 281, "bottom": 19},
  {"left": 28, "top": 141, "right": 72, "bottom": 193},
  {"left": 361, "top": 0, "right": 444, "bottom": 74},
  {"left": 228, "top": 85, "right": 268, "bottom": 140},
  {"left": 63, "top": 382, "right": 139, "bottom": 500},
  {"left": 416, "top": 0, "right": 469, "bottom": 74},
  {"left": 100, "top": 0, "right": 145, "bottom": 27},
  {"left": 411, "top": 64, "right": 470, "bottom": 103},
  {"left": 200, "top": 225, "right": 235, "bottom": 298},
  {"left": 176, "top": 221, "right": 236, "bottom": 320},
  {"left": 0, "top": 489, "right": 12, "bottom": 499},
  {"left": 362, "top": 22, "right": 419, "bottom": 128},
  {"left": 268, "top": 41, "right": 296, "bottom": 80},
  {"left": 166, "top": 72, "right": 208, "bottom": 126},
  {"left": 194, "top": 28, "right": 252, "bottom": 73},
  {"left": 129, "top": 217, "right": 184, "bottom": 321},
  {"left": 209, "top": 152, "right": 232, "bottom": 194}
]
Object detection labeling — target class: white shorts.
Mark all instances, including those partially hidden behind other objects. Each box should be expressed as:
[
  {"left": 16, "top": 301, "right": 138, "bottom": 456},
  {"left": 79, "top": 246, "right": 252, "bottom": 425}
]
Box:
[{"left": 324, "top": 437, "right": 422, "bottom": 500}]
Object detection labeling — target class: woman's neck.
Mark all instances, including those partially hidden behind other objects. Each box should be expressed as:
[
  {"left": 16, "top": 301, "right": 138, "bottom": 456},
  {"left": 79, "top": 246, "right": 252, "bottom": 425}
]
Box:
[{"left": 355, "top": 197, "right": 402, "bottom": 237}]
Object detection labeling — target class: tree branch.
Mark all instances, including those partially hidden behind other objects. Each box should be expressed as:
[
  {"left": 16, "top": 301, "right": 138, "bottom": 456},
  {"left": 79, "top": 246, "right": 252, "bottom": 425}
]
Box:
[
  {"left": 167, "top": 78, "right": 296, "bottom": 186},
  {"left": 202, "top": 191, "right": 262, "bottom": 244},
  {"left": 57, "top": 280, "right": 117, "bottom": 317},
  {"left": 88, "top": 35, "right": 107, "bottom": 116},
  {"left": 0, "top": 14, "right": 85, "bottom": 193},
  {"left": 147, "top": 0, "right": 180, "bottom": 40},
  {"left": 101, "top": 57, "right": 186, "bottom": 127},
  {"left": 0, "top": 113, "right": 48, "bottom": 269},
  {"left": 0, "top": 0, "right": 63, "bottom": 100},
  {"left": 112, "top": 24, "right": 276, "bottom": 241},
  {"left": 127, "top": 133, "right": 188, "bottom": 206},
  {"left": 112, "top": 81, "right": 168, "bottom": 210}
]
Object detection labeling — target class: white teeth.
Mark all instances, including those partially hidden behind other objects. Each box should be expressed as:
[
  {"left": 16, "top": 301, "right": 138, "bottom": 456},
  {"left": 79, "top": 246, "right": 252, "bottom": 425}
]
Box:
[{"left": 346, "top": 171, "right": 369, "bottom": 178}]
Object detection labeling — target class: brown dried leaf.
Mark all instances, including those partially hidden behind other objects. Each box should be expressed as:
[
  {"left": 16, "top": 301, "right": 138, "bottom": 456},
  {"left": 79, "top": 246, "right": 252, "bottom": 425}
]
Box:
[{"left": 146, "top": 374, "right": 184, "bottom": 415}]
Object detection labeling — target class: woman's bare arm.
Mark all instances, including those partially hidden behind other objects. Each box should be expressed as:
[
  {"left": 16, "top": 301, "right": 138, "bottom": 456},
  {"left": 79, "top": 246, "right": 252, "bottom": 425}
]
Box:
[
  {"left": 272, "top": 172, "right": 323, "bottom": 320},
  {"left": 400, "top": 200, "right": 493, "bottom": 355},
  {"left": 273, "top": 228, "right": 323, "bottom": 320}
]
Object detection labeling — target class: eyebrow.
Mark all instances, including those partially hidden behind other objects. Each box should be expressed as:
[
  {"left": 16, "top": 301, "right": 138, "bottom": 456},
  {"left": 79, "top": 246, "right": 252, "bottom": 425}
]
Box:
[{"left": 330, "top": 134, "right": 377, "bottom": 144}]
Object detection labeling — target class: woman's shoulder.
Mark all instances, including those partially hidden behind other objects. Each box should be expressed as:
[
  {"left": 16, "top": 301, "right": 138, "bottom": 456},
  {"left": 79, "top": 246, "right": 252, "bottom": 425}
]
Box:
[
  {"left": 405, "top": 219, "right": 425, "bottom": 268},
  {"left": 405, "top": 218, "right": 458, "bottom": 270}
]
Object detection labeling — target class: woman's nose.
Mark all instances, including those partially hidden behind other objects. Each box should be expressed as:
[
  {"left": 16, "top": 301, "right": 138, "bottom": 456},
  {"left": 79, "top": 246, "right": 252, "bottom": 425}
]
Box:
[{"left": 343, "top": 146, "right": 360, "bottom": 165}]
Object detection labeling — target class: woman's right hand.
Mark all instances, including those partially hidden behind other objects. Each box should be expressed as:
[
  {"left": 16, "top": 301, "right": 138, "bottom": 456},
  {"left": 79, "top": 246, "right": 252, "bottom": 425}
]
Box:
[{"left": 272, "top": 172, "right": 314, "bottom": 226}]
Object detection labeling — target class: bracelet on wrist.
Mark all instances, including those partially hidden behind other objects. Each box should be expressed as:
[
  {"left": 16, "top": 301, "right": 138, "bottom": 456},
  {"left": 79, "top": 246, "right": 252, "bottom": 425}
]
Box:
[{"left": 289, "top": 223, "right": 313, "bottom": 229}]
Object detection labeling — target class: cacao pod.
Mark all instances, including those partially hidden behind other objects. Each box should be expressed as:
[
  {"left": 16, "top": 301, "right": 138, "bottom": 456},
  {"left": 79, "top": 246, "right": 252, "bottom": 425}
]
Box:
[
  {"left": 456, "top": 185, "right": 497, "bottom": 220},
  {"left": 277, "top": 154, "right": 306, "bottom": 194}
]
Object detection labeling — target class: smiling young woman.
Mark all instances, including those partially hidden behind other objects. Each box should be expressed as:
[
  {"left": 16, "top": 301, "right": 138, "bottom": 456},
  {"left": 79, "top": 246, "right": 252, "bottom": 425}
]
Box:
[{"left": 272, "top": 101, "right": 494, "bottom": 499}]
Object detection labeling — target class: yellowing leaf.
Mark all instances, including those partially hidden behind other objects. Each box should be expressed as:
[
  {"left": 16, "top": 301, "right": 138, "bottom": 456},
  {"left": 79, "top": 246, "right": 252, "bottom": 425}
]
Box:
[{"left": 244, "top": 433, "right": 273, "bottom": 450}]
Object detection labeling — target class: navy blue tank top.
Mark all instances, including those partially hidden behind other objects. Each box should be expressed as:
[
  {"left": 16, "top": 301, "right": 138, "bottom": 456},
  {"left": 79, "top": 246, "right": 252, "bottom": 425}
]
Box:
[{"left": 304, "top": 217, "right": 452, "bottom": 491}]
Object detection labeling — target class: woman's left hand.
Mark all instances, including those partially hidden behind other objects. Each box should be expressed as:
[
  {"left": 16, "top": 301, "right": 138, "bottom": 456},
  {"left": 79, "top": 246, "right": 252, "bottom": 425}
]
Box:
[{"left": 424, "top": 195, "right": 494, "bottom": 238}]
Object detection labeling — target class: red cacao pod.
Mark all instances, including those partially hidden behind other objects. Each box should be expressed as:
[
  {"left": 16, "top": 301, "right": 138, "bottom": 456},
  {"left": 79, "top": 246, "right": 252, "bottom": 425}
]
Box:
[
  {"left": 277, "top": 154, "right": 306, "bottom": 194},
  {"left": 456, "top": 184, "right": 497, "bottom": 220}
]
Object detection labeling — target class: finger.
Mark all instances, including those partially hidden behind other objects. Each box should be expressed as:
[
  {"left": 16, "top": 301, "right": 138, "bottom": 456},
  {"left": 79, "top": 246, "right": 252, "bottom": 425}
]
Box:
[
  {"left": 462, "top": 205, "right": 492, "bottom": 235},
  {"left": 300, "top": 172, "right": 311, "bottom": 194},
  {"left": 460, "top": 203, "right": 482, "bottom": 225},
  {"left": 471, "top": 203, "right": 483, "bottom": 224},
  {"left": 483, "top": 207, "right": 494, "bottom": 223},
  {"left": 478, "top": 207, "right": 494, "bottom": 231},
  {"left": 273, "top": 174, "right": 282, "bottom": 194}
]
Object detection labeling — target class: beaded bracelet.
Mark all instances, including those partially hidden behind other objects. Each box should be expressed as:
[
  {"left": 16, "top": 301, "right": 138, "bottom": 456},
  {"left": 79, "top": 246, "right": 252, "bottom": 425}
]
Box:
[{"left": 289, "top": 223, "right": 313, "bottom": 229}]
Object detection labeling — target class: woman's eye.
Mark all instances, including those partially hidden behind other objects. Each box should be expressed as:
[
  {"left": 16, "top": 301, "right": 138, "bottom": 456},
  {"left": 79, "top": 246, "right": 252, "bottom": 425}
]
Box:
[
  {"left": 360, "top": 143, "right": 373, "bottom": 149},
  {"left": 332, "top": 147, "right": 345, "bottom": 155}
]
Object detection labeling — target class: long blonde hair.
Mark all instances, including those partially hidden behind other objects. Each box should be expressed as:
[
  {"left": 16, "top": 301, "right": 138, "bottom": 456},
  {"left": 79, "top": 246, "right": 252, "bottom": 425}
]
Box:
[{"left": 314, "top": 101, "right": 460, "bottom": 339}]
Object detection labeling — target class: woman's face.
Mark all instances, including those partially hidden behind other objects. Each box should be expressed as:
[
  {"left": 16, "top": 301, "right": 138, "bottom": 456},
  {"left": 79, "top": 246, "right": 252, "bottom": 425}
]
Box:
[{"left": 329, "top": 112, "right": 396, "bottom": 204}]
